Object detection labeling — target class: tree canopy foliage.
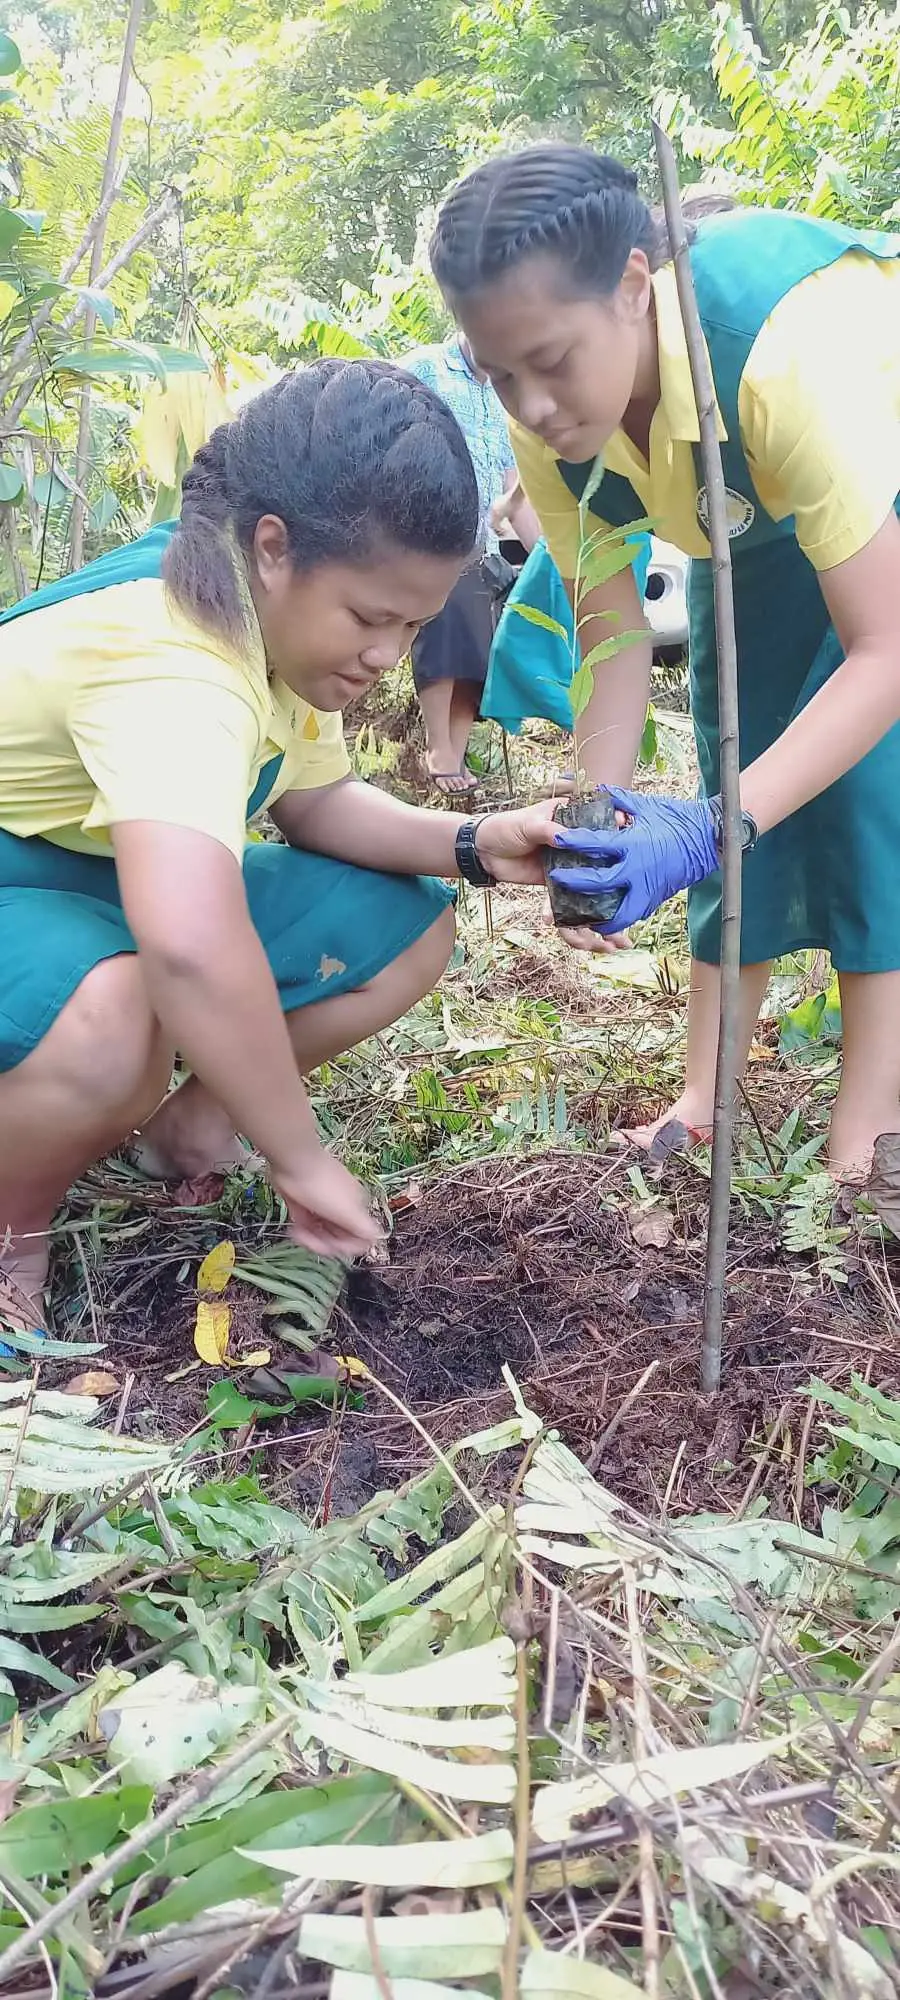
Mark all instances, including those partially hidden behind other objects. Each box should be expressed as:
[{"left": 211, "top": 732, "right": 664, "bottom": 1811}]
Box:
[{"left": 0, "top": 0, "right": 897, "bottom": 591}]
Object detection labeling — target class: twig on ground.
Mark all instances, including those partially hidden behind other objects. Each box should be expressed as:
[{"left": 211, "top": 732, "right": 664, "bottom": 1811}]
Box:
[
  {"left": 624, "top": 1568, "right": 661, "bottom": 1999},
  {"left": 113, "top": 1370, "right": 136, "bottom": 1438},
  {"left": 586, "top": 1358, "right": 660, "bottom": 1473},
  {"left": 502, "top": 1640, "right": 532, "bottom": 2000},
  {"left": 362, "top": 1886, "right": 394, "bottom": 2000},
  {"left": 792, "top": 1392, "right": 817, "bottom": 1525}
]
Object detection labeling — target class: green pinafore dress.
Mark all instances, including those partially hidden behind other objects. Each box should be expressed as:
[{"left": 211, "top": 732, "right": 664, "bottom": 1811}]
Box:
[
  {"left": 0, "top": 524, "right": 453, "bottom": 1070},
  {"left": 558, "top": 210, "right": 900, "bottom": 971}
]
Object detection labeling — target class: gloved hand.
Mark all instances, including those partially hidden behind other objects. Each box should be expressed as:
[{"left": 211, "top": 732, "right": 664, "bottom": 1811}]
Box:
[{"left": 549, "top": 788, "right": 720, "bottom": 933}]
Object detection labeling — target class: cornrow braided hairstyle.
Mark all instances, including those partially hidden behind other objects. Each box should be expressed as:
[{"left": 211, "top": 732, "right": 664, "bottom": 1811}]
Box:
[
  {"left": 164, "top": 358, "right": 480, "bottom": 650},
  {"left": 430, "top": 144, "right": 664, "bottom": 301}
]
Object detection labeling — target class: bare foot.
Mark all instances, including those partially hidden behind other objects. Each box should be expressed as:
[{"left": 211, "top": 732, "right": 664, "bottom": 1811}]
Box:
[
  {"left": 134, "top": 1079, "right": 250, "bottom": 1181},
  {"left": 827, "top": 1110, "right": 889, "bottom": 1186},
  {"left": 614, "top": 1091, "right": 715, "bottom": 1155},
  {"left": 826, "top": 1143, "right": 876, "bottom": 1187},
  {"left": 0, "top": 1238, "right": 49, "bottom": 1333}
]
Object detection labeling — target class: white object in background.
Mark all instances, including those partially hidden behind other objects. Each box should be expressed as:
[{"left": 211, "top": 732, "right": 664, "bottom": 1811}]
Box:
[{"left": 644, "top": 536, "right": 688, "bottom": 650}]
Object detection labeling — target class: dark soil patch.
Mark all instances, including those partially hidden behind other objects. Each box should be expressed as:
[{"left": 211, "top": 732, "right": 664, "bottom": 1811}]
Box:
[{"left": 48, "top": 1149, "right": 897, "bottom": 1526}]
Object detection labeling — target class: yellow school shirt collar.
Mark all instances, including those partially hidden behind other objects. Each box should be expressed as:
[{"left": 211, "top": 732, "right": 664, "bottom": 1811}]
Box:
[{"left": 603, "top": 263, "right": 726, "bottom": 486}]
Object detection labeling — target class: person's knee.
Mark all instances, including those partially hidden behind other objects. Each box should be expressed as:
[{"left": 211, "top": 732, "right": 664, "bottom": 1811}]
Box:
[
  {"left": 49, "top": 956, "right": 172, "bottom": 1117},
  {"left": 353, "top": 904, "right": 456, "bottom": 1019},
  {"left": 398, "top": 903, "right": 456, "bottom": 996}
]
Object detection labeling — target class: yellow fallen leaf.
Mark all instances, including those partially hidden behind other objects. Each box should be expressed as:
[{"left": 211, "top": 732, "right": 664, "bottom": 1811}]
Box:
[
  {"left": 337, "top": 1354, "right": 368, "bottom": 1380},
  {"left": 234, "top": 1347, "right": 271, "bottom": 1368},
  {"left": 197, "top": 1240, "right": 236, "bottom": 1295},
  {"left": 165, "top": 1359, "right": 202, "bottom": 1383},
  {"left": 194, "top": 1300, "right": 231, "bottom": 1365}
]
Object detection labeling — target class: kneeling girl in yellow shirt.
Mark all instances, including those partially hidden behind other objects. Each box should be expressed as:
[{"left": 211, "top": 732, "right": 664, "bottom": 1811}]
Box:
[{"left": 0, "top": 359, "right": 560, "bottom": 1333}]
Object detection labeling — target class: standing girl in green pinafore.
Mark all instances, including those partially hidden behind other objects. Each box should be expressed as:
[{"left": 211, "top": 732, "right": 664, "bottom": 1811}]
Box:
[{"left": 430, "top": 144, "right": 900, "bottom": 1179}]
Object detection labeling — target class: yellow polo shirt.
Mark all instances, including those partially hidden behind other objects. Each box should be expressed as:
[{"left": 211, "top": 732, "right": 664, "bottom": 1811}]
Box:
[
  {"left": 512, "top": 249, "right": 900, "bottom": 579},
  {"left": 0, "top": 577, "right": 351, "bottom": 862}
]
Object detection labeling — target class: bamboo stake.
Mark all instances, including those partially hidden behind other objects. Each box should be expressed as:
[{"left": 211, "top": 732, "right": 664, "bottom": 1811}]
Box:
[
  {"left": 652, "top": 121, "right": 742, "bottom": 1394},
  {"left": 69, "top": 0, "right": 147, "bottom": 570}
]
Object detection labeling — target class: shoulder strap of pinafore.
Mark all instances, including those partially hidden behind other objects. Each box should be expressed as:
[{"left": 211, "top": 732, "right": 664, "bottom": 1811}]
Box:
[
  {"left": 558, "top": 210, "right": 900, "bottom": 544},
  {"left": 0, "top": 519, "right": 177, "bottom": 625},
  {"left": 0, "top": 518, "right": 284, "bottom": 817}
]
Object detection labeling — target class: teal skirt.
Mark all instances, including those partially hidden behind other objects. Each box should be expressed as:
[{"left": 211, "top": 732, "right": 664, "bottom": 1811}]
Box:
[
  {"left": 0, "top": 830, "right": 453, "bottom": 1072},
  {"left": 689, "top": 496, "right": 900, "bottom": 971},
  {"left": 481, "top": 536, "right": 652, "bottom": 736}
]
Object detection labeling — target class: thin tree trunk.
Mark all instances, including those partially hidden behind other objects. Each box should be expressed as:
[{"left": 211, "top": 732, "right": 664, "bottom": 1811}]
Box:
[
  {"left": 68, "top": 0, "right": 146, "bottom": 571},
  {"left": 652, "top": 120, "right": 742, "bottom": 1395},
  {"left": 0, "top": 174, "right": 124, "bottom": 404},
  {"left": 0, "top": 192, "right": 175, "bottom": 439}
]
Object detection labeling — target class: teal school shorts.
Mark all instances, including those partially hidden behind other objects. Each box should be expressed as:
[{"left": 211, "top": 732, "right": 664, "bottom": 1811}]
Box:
[{"left": 0, "top": 829, "right": 454, "bottom": 1072}]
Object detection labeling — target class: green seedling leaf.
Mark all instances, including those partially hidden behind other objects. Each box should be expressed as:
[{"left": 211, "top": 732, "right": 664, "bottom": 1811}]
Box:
[
  {"left": 580, "top": 453, "right": 606, "bottom": 510},
  {"left": 0, "top": 34, "right": 21, "bottom": 74},
  {"left": 508, "top": 601, "right": 568, "bottom": 639},
  {"left": 0, "top": 1329, "right": 103, "bottom": 1358},
  {"left": 52, "top": 341, "right": 209, "bottom": 381},
  {"left": 205, "top": 1378, "right": 287, "bottom": 1429},
  {"left": 0, "top": 1789, "right": 150, "bottom": 1880},
  {"left": 127, "top": 1778, "right": 397, "bottom": 1932},
  {"left": 0, "top": 1635, "right": 76, "bottom": 1690}
]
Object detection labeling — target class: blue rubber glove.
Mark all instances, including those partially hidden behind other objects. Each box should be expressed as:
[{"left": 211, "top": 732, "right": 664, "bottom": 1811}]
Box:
[{"left": 549, "top": 788, "right": 720, "bottom": 933}]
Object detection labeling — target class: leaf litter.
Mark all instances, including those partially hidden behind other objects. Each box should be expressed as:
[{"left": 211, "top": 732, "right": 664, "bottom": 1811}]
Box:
[{"left": 1, "top": 1361, "right": 900, "bottom": 1996}]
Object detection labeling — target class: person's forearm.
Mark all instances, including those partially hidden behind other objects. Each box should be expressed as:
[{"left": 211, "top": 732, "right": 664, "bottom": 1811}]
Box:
[
  {"left": 141, "top": 921, "right": 319, "bottom": 1168},
  {"left": 280, "top": 780, "right": 471, "bottom": 876},
  {"left": 574, "top": 626, "right": 653, "bottom": 789},
  {"left": 740, "top": 644, "right": 900, "bottom": 834}
]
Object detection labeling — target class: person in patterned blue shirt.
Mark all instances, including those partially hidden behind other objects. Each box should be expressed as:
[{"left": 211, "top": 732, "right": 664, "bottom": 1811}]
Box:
[{"left": 402, "top": 335, "right": 518, "bottom": 791}]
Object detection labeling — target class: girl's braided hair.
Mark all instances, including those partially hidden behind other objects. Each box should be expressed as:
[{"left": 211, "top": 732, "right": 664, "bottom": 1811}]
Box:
[
  {"left": 163, "top": 357, "right": 479, "bottom": 649},
  {"left": 430, "top": 143, "right": 665, "bottom": 299}
]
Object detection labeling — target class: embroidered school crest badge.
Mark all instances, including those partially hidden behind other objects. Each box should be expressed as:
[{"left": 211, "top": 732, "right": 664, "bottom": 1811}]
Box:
[{"left": 696, "top": 485, "right": 755, "bottom": 540}]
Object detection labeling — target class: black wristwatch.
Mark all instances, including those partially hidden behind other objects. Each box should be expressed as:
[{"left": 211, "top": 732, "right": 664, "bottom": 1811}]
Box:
[
  {"left": 455, "top": 815, "right": 496, "bottom": 887},
  {"left": 708, "top": 793, "right": 759, "bottom": 860}
]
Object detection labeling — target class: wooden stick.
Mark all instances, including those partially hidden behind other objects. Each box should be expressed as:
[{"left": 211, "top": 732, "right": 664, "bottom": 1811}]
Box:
[
  {"left": 653, "top": 121, "right": 742, "bottom": 1394},
  {"left": 69, "top": 0, "right": 147, "bottom": 570}
]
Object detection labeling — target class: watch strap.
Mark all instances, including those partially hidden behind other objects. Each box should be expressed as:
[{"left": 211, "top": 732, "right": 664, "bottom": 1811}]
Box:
[
  {"left": 708, "top": 794, "right": 758, "bottom": 859},
  {"left": 455, "top": 815, "right": 495, "bottom": 887}
]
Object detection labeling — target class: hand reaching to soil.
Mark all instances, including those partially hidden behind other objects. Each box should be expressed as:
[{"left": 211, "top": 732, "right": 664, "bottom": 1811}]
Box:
[{"left": 271, "top": 1146, "right": 384, "bottom": 1260}]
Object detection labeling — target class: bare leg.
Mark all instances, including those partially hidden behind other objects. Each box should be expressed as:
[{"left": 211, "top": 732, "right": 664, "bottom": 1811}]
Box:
[
  {"left": 137, "top": 907, "right": 457, "bottom": 1178},
  {"left": 829, "top": 968, "right": 900, "bottom": 1181},
  {"left": 449, "top": 680, "right": 482, "bottom": 775},
  {"left": 0, "top": 957, "right": 173, "bottom": 1322},
  {"left": 417, "top": 679, "right": 477, "bottom": 792},
  {"left": 626, "top": 957, "right": 773, "bottom": 1149}
]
